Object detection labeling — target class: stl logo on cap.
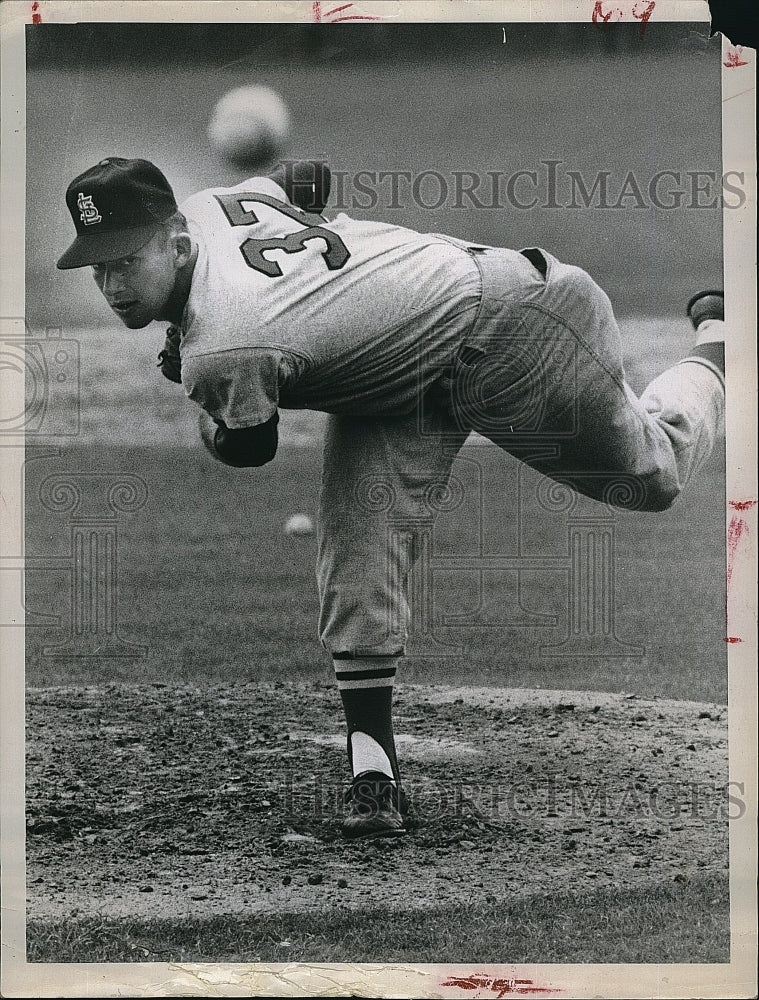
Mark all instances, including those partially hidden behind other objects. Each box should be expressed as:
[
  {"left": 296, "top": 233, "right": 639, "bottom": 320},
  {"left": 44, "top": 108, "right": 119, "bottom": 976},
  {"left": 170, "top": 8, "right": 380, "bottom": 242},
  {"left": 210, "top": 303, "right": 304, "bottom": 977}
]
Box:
[{"left": 77, "top": 192, "right": 102, "bottom": 226}]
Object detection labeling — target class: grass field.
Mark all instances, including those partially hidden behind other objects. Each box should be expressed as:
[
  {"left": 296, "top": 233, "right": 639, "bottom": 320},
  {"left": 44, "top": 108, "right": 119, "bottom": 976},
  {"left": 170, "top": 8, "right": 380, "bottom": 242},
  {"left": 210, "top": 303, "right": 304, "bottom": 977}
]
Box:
[
  {"left": 27, "top": 875, "right": 729, "bottom": 964},
  {"left": 24, "top": 434, "right": 726, "bottom": 700}
]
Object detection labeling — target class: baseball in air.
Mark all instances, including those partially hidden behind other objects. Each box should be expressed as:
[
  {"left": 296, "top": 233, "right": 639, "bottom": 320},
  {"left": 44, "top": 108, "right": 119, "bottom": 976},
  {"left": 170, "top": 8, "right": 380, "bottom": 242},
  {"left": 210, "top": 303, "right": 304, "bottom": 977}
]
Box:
[
  {"left": 284, "top": 514, "right": 315, "bottom": 537},
  {"left": 207, "top": 85, "right": 291, "bottom": 170}
]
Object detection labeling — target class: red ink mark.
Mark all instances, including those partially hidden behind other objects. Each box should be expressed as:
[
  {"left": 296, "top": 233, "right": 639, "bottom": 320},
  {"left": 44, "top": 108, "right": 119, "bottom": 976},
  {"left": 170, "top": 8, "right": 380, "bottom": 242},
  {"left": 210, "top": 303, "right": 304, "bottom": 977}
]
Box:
[
  {"left": 592, "top": 1, "right": 654, "bottom": 36},
  {"left": 729, "top": 499, "right": 757, "bottom": 511},
  {"left": 727, "top": 514, "right": 748, "bottom": 587},
  {"left": 592, "top": 1, "right": 624, "bottom": 29},
  {"left": 313, "top": 2, "right": 382, "bottom": 23},
  {"left": 325, "top": 5, "right": 381, "bottom": 21},
  {"left": 631, "top": 1, "right": 655, "bottom": 36},
  {"left": 726, "top": 500, "right": 755, "bottom": 586},
  {"left": 31, "top": 1, "right": 41, "bottom": 23},
  {"left": 724, "top": 45, "right": 749, "bottom": 68},
  {"left": 725, "top": 499, "right": 755, "bottom": 642},
  {"left": 441, "top": 975, "right": 560, "bottom": 997}
]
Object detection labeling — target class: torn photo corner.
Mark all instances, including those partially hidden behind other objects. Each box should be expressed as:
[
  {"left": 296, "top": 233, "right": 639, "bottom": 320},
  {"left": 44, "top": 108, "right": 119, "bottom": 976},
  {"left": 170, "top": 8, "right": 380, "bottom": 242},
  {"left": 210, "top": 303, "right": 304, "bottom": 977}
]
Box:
[{"left": 1, "top": 2, "right": 756, "bottom": 998}]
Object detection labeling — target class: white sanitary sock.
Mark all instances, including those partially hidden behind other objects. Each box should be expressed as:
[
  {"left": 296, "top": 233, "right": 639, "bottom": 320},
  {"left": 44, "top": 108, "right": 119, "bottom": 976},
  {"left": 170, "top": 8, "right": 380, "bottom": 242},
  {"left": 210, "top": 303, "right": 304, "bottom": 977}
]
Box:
[{"left": 350, "top": 731, "right": 395, "bottom": 782}]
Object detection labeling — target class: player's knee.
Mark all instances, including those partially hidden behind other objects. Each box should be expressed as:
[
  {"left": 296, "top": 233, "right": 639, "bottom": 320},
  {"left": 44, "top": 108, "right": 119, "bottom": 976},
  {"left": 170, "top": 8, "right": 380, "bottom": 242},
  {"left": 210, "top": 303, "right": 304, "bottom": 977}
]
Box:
[
  {"left": 641, "top": 476, "right": 681, "bottom": 512},
  {"left": 602, "top": 471, "right": 681, "bottom": 511}
]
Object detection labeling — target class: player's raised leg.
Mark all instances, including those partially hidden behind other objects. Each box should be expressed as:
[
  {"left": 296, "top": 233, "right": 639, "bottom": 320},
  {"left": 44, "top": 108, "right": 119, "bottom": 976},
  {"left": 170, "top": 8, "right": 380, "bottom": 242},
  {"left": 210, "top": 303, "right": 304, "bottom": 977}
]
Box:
[
  {"left": 628, "top": 289, "right": 725, "bottom": 501},
  {"left": 452, "top": 249, "right": 725, "bottom": 510}
]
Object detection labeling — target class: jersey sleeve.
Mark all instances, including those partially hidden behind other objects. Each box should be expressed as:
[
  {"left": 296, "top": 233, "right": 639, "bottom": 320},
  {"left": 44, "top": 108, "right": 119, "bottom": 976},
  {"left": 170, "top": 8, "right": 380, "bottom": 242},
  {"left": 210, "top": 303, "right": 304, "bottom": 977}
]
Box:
[{"left": 181, "top": 348, "right": 286, "bottom": 429}]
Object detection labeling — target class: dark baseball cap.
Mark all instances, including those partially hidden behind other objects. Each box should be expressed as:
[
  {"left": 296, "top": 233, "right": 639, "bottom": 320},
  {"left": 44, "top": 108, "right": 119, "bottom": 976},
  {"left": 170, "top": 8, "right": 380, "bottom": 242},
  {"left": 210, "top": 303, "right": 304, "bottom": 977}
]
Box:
[{"left": 57, "top": 157, "right": 179, "bottom": 269}]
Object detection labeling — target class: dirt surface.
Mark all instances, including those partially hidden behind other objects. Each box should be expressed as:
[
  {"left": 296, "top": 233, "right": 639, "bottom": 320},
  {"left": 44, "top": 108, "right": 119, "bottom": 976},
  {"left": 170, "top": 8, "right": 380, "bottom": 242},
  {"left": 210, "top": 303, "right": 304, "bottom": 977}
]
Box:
[{"left": 26, "top": 683, "right": 729, "bottom": 921}]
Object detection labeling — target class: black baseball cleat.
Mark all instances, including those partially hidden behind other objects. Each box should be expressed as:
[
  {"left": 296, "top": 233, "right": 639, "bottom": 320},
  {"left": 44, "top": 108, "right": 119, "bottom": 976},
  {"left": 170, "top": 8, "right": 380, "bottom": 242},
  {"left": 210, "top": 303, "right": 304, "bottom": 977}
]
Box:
[
  {"left": 342, "top": 770, "right": 409, "bottom": 840},
  {"left": 687, "top": 290, "right": 724, "bottom": 330}
]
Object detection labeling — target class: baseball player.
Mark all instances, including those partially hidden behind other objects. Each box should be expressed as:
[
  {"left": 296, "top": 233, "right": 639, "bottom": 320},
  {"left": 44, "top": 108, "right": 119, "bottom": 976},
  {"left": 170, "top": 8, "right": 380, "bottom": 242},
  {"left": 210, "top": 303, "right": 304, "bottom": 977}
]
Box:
[{"left": 57, "top": 157, "right": 725, "bottom": 839}]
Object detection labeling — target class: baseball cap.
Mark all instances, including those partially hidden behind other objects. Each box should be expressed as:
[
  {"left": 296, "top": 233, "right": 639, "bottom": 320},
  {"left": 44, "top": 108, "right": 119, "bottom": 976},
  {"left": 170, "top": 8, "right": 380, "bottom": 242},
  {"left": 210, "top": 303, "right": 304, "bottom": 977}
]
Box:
[{"left": 57, "top": 157, "right": 178, "bottom": 269}]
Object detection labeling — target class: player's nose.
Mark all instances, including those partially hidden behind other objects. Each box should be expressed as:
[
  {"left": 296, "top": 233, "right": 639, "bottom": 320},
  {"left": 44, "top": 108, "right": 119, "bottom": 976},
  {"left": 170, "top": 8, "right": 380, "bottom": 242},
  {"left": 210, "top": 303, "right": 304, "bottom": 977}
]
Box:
[{"left": 101, "top": 268, "right": 127, "bottom": 297}]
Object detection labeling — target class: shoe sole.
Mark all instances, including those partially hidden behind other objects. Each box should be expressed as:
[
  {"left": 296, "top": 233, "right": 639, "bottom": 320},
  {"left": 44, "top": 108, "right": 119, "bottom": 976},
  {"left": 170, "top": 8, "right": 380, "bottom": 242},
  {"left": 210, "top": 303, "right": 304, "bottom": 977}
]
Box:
[{"left": 343, "top": 826, "right": 407, "bottom": 841}]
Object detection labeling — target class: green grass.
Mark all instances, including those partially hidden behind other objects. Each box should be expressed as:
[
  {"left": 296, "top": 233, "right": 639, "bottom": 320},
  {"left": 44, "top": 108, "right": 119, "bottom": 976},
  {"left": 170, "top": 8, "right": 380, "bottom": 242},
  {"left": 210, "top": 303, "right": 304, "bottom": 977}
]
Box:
[
  {"left": 25, "top": 439, "right": 726, "bottom": 701},
  {"left": 26, "top": 873, "right": 729, "bottom": 964}
]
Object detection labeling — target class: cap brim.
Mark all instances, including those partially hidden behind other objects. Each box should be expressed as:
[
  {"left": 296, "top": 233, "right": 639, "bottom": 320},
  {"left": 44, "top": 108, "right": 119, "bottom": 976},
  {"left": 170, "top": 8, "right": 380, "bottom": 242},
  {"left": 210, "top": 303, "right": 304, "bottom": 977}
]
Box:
[{"left": 56, "top": 223, "right": 162, "bottom": 269}]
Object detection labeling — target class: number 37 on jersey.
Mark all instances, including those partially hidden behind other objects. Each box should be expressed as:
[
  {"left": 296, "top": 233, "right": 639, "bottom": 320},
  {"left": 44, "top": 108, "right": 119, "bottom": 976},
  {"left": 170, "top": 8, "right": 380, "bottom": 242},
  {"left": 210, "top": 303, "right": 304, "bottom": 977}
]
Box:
[{"left": 214, "top": 192, "right": 351, "bottom": 279}]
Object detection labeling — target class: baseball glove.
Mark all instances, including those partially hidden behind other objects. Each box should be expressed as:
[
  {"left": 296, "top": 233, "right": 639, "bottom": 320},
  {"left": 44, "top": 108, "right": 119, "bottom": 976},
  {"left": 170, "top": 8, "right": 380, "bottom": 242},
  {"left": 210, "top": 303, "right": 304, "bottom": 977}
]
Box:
[
  {"left": 269, "top": 160, "right": 331, "bottom": 214},
  {"left": 198, "top": 410, "right": 279, "bottom": 467},
  {"left": 157, "top": 325, "right": 182, "bottom": 384}
]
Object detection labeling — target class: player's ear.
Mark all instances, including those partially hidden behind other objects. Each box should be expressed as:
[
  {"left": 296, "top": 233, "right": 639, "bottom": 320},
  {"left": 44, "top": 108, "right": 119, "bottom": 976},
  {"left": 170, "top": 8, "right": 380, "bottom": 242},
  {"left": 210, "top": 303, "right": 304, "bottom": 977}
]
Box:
[{"left": 171, "top": 232, "right": 193, "bottom": 269}]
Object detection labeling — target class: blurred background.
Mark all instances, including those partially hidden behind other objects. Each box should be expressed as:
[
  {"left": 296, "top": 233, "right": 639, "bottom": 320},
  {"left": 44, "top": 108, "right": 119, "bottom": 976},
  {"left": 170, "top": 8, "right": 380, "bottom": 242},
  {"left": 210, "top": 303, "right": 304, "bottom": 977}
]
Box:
[{"left": 25, "top": 20, "right": 724, "bottom": 446}]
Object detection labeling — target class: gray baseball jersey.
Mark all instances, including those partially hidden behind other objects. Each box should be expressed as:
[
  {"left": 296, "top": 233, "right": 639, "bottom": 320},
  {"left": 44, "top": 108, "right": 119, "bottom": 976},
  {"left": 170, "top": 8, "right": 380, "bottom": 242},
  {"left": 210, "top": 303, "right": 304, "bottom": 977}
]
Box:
[{"left": 179, "top": 177, "right": 481, "bottom": 428}]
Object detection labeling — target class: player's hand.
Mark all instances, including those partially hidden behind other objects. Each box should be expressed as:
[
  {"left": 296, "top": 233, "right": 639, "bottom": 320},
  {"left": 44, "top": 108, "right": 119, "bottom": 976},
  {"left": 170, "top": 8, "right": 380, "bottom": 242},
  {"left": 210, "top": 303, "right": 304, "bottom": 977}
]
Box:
[{"left": 157, "top": 325, "right": 182, "bottom": 384}]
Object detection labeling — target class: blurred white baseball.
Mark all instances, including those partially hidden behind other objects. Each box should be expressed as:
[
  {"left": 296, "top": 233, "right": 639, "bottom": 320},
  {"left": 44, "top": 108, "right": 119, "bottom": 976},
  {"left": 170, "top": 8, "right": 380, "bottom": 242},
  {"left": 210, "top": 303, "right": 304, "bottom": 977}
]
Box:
[
  {"left": 207, "top": 85, "right": 291, "bottom": 170},
  {"left": 284, "top": 513, "right": 314, "bottom": 537}
]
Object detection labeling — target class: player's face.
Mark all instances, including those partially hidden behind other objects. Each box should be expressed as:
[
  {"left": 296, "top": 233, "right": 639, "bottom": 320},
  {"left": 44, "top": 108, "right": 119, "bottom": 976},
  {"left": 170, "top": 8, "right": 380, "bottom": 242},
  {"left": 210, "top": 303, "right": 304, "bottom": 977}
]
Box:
[{"left": 91, "top": 232, "right": 179, "bottom": 329}]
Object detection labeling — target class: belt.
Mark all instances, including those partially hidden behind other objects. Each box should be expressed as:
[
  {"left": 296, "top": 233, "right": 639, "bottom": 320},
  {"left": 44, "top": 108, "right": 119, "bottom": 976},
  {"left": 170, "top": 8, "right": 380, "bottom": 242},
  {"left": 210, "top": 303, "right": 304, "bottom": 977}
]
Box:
[{"left": 520, "top": 246, "right": 548, "bottom": 278}]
